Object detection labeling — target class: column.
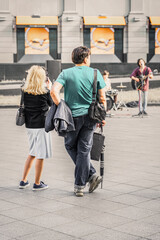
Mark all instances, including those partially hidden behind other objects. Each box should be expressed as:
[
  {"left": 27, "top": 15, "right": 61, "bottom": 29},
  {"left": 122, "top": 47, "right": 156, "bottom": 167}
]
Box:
[
  {"left": 0, "top": 0, "right": 16, "bottom": 63},
  {"left": 127, "top": 0, "right": 147, "bottom": 63},
  {"left": 61, "top": 0, "right": 83, "bottom": 63}
]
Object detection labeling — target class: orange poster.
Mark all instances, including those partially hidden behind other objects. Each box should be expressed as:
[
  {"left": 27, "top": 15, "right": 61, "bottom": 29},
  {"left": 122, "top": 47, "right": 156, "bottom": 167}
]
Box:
[
  {"left": 25, "top": 28, "right": 49, "bottom": 54},
  {"left": 90, "top": 28, "right": 114, "bottom": 54},
  {"left": 155, "top": 28, "right": 160, "bottom": 54}
]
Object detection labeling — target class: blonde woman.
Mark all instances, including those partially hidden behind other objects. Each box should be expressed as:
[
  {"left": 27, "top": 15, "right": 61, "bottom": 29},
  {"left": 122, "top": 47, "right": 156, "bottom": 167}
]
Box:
[{"left": 19, "top": 65, "right": 52, "bottom": 190}]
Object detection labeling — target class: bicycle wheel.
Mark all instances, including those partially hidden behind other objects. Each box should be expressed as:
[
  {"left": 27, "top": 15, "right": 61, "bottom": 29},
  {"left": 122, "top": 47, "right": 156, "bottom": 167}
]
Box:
[{"left": 106, "top": 95, "right": 114, "bottom": 111}]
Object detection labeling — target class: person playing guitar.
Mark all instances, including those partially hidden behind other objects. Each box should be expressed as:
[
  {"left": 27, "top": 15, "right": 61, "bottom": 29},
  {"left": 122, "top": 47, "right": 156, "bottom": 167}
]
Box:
[{"left": 130, "top": 58, "right": 153, "bottom": 116}]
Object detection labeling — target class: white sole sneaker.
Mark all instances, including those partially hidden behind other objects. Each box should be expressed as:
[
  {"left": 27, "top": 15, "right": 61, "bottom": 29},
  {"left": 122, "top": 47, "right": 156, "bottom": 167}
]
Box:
[
  {"left": 89, "top": 176, "right": 102, "bottom": 193},
  {"left": 19, "top": 182, "right": 30, "bottom": 189},
  {"left": 74, "top": 188, "right": 84, "bottom": 197},
  {"left": 32, "top": 185, "right": 48, "bottom": 191}
]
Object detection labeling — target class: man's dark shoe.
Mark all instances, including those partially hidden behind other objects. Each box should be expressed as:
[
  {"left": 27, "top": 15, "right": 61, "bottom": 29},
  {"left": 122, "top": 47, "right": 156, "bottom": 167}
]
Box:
[
  {"left": 32, "top": 181, "right": 48, "bottom": 191},
  {"left": 138, "top": 111, "right": 142, "bottom": 116},
  {"left": 143, "top": 111, "right": 148, "bottom": 115},
  {"left": 89, "top": 175, "right": 102, "bottom": 193},
  {"left": 19, "top": 180, "right": 30, "bottom": 189}
]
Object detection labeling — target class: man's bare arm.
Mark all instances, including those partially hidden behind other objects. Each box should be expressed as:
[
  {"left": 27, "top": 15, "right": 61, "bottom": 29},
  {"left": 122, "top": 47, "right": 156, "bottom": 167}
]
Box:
[
  {"left": 50, "top": 82, "right": 63, "bottom": 105},
  {"left": 98, "top": 88, "right": 106, "bottom": 110},
  {"left": 97, "top": 88, "right": 106, "bottom": 127}
]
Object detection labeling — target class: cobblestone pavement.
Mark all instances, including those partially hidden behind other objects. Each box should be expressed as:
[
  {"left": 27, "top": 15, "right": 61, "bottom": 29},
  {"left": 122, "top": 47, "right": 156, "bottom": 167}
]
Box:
[{"left": 0, "top": 107, "right": 160, "bottom": 240}]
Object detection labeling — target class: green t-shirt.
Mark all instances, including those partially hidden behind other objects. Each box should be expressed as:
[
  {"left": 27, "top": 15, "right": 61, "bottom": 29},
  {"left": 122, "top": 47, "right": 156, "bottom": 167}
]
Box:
[{"left": 56, "top": 66, "right": 106, "bottom": 117}]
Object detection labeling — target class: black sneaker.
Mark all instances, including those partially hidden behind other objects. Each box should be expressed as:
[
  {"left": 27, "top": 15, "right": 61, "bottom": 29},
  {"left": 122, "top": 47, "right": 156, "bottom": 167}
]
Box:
[
  {"left": 88, "top": 175, "right": 102, "bottom": 193},
  {"left": 143, "top": 111, "right": 148, "bottom": 115},
  {"left": 138, "top": 111, "right": 142, "bottom": 116},
  {"left": 19, "top": 180, "right": 30, "bottom": 189},
  {"left": 32, "top": 181, "right": 48, "bottom": 191}
]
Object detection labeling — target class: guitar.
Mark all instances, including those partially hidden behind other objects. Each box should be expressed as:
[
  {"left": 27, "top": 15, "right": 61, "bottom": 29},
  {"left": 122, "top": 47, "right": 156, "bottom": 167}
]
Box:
[
  {"left": 136, "top": 74, "right": 149, "bottom": 90},
  {"left": 136, "top": 67, "right": 150, "bottom": 90}
]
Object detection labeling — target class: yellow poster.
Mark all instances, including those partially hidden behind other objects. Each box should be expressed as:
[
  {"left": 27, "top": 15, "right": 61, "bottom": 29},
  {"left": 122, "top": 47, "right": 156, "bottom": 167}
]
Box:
[
  {"left": 90, "top": 28, "right": 114, "bottom": 54},
  {"left": 155, "top": 28, "right": 160, "bottom": 54},
  {"left": 25, "top": 28, "right": 49, "bottom": 54}
]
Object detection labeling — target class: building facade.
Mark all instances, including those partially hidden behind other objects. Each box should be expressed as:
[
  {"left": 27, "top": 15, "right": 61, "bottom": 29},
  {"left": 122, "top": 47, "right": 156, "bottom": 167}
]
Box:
[{"left": 0, "top": 0, "right": 160, "bottom": 64}]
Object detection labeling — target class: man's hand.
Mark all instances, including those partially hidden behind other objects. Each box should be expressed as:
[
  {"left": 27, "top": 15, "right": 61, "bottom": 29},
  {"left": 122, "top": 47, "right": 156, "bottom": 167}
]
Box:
[{"left": 97, "top": 120, "right": 106, "bottom": 128}]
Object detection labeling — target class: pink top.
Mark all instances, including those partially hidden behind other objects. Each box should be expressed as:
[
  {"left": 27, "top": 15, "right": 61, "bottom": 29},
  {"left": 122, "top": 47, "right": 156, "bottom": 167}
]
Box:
[{"left": 130, "top": 66, "right": 152, "bottom": 91}]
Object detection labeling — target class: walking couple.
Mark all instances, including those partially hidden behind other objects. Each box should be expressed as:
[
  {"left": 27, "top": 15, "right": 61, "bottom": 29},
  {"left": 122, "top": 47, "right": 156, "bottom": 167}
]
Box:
[{"left": 19, "top": 46, "right": 106, "bottom": 197}]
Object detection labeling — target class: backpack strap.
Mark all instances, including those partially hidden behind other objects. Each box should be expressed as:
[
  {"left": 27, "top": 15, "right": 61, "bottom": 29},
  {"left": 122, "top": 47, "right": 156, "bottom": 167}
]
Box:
[{"left": 92, "top": 69, "right": 97, "bottom": 103}]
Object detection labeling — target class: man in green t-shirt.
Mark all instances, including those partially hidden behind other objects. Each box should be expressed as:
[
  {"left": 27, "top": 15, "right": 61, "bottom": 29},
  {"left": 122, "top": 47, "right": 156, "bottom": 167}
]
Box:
[{"left": 51, "top": 46, "right": 106, "bottom": 197}]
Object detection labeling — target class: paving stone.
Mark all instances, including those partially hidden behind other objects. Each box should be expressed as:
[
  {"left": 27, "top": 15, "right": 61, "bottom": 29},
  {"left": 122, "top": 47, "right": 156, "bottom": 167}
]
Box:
[
  {"left": 6, "top": 193, "right": 47, "bottom": 206},
  {"left": 0, "top": 190, "right": 26, "bottom": 201},
  {"left": 109, "top": 206, "right": 156, "bottom": 220},
  {"left": 152, "top": 186, "right": 160, "bottom": 191},
  {"left": 0, "top": 234, "right": 12, "bottom": 240},
  {"left": 85, "top": 188, "right": 122, "bottom": 200},
  {"left": 148, "top": 233, "right": 160, "bottom": 240},
  {"left": 127, "top": 180, "right": 160, "bottom": 188},
  {"left": 104, "top": 183, "right": 143, "bottom": 194},
  {"left": 114, "top": 221, "right": 160, "bottom": 238},
  {"left": 110, "top": 193, "right": 149, "bottom": 206},
  {"left": 0, "top": 215, "right": 16, "bottom": 226},
  {"left": 32, "top": 199, "right": 73, "bottom": 212},
  {"left": 81, "top": 228, "right": 145, "bottom": 240},
  {"left": 0, "top": 107, "right": 160, "bottom": 240},
  {"left": 51, "top": 220, "right": 105, "bottom": 238},
  {"left": 130, "top": 189, "right": 160, "bottom": 199},
  {"left": 0, "top": 221, "right": 44, "bottom": 238},
  {"left": 142, "top": 213, "right": 160, "bottom": 226},
  {"left": 16, "top": 229, "right": 77, "bottom": 240},
  {"left": 1, "top": 206, "right": 47, "bottom": 220},
  {"left": 135, "top": 199, "right": 160, "bottom": 212},
  {"left": 53, "top": 205, "right": 100, "bottom": 221},
  {"left": 27, "top": 188, "right": 73, "bottom": 200},
  {"left": 0, "top": 199, "right": 20, "bottom": 211},
  {"left": 24, "top": 212, "right": 74, "bottom": 228},
  {"left": 64, "top": 196, "right": 128, "bottom": 213},
  {"left": 83, "top": 212, "right": 132, "bottom": 228}
]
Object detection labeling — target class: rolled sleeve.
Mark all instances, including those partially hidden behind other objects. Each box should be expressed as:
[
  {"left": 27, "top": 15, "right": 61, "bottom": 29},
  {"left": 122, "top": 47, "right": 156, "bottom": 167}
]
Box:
[
  {"left": 148, "top": 67, "right": 152, "bottom": 75},
  {"left": 56, "top": 71, "right": 65, "bottom": 87},
  {"left": 130, "top": 67, "right": 139, "bottom": 78}
]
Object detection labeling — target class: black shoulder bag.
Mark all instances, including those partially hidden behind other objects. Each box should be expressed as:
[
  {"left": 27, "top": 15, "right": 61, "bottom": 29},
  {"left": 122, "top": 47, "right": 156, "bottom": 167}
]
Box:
[
  {"left": 88, "top": 69, "right": 106, "bottom": 123},
  {"left": 91, "top": 126, "right": 105, "bottom": 161},
  {"left": 16, "top": 90, "right": 25, "bottom": 126}
]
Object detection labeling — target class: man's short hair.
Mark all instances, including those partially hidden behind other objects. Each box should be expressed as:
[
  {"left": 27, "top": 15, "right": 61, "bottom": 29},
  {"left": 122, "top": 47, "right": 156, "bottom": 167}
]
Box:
[
  {"left": 72, "top": 46, "right": 91, "bottom": 64},
  {"left": 137, "top": 58, "right": 146, "bottom": 67}
]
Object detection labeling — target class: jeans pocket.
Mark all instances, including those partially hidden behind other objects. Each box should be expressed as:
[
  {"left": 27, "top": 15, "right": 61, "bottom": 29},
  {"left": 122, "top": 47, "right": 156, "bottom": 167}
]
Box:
[{"left": 85, "top": 115, "right": 96, "bottom": 130}]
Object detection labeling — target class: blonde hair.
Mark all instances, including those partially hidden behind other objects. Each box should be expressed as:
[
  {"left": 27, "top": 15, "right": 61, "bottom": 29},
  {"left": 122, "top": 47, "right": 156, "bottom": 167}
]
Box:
[{"left": 22, "top": 65, "right": 47, "bottom": 95}]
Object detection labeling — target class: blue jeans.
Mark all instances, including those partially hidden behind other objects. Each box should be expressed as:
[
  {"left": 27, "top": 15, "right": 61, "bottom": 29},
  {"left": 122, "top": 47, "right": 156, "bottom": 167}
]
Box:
[{"left": 65, "top": 114, "right": 96, "bottom": 188}]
